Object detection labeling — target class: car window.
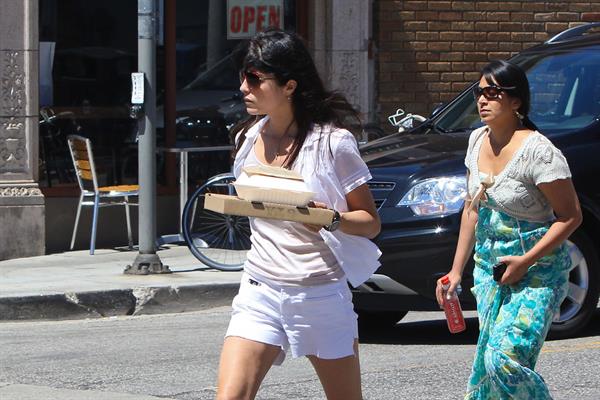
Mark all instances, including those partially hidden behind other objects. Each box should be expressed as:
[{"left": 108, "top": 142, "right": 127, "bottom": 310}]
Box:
[{"left": 435, "top": 44, "right": 600, "bottom": 135}]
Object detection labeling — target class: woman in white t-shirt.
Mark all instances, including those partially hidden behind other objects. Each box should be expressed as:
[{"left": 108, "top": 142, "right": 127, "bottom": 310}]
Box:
[
  {"left": 215, "top": 29, "right": 381, "bottom": 400},
  {"left": 435, "top": 60, "right": 582, "bottom": 399}
]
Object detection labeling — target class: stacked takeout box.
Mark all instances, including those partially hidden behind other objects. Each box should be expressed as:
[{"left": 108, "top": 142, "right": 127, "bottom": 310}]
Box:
[{"left": 204, "top": 165, "right": 334, "bottom": 225}]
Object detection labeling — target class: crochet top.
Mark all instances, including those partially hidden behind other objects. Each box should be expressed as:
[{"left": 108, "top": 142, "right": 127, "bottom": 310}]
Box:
[{"left": 464, "top": 126, "right": 572, "bottom": 222}]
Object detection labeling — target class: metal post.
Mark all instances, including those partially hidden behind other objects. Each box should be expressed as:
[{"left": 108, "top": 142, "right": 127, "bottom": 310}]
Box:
[{"left": 125, "top": 0, "right": 170, "bottom": 274}]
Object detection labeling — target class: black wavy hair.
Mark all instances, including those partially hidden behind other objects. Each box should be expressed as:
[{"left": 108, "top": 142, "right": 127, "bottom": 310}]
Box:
[
  {"left": 480, "top": 60, "right": 538, "bottom": 131},
  {"left": 230, "top": 28, "right": 361, "bottom": 168}
]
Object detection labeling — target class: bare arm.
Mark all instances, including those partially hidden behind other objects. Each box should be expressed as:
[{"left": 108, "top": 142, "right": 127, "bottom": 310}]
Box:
[
  {"left": 305, "top": 183, "right": 381, "bottom": 239},
  {"left": 339, "top": 183, "right": 381, "bottom": 239},
  {"left": 435, "top": 197, "right": 478, "bottom": 306},
  {"left": 499, "top": 178, "right": 582, "bottom": 285}
]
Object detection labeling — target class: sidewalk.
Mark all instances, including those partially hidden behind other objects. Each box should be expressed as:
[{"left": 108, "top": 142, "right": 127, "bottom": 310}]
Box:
[{"left": 0, "top": 245, "right": 242, "bottom": 321}]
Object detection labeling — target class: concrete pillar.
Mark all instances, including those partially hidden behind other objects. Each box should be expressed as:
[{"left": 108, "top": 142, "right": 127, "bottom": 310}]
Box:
[
  {"left": 0, "top": 0, "right": 45, "bottom": 260},
  {"left": 308, "top": 0, "right": 374, "bottom": 124}
]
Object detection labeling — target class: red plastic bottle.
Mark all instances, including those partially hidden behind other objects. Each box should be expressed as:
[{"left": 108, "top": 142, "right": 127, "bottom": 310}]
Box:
[{"left": 441, "top": 276, "right": 466, "bottom": 333}]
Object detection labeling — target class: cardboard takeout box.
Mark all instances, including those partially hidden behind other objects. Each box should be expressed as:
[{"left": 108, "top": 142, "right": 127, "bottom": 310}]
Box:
[{"left": 204, "top": 193, "right": 335, "bottom": 225}]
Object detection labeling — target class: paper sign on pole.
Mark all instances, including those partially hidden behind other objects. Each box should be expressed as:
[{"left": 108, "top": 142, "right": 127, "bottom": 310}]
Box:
[{"left": 227, "top": 0, "right": 284, "bottom": 40}]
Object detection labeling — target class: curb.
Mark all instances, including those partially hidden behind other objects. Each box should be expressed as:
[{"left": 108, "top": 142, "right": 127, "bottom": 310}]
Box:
[{"left": 0, "top": 283, "right": 240, "bottom": 321}]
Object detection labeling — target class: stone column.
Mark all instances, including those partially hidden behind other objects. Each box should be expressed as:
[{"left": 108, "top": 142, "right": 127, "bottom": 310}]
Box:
[
  {"left": 0, "top": 0, "right": 45, "bottom": 260},
  {"left": 308, "top": 0, "right": 374, "bottom": 125}
]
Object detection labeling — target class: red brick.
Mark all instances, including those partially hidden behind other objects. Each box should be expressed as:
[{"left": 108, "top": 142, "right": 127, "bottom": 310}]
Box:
[
  {"left": 523, "top": 22, "right": 545, "bottom": 31},
  {"left": 452, "top": 1, "right": 475, "bottom": 11},
  {"left": 569, "top": 3, "right": 591, "bottom": 12},
  {"left": 441, "top": 72, "right": 464, "bottom": 81},
  {"left": 416, "top": 31, "right": 440, "bottom": 40},
  {"left": 407, "top": 41, "right": 428, "bottom": 51},
  {"left": 463, "top": 52, "right": 488, "bottom": 61},
  {"left": 452, "top": 41, "right": 475, "bottom": 51},
  {"left": 499, "top": 22, "right": 523, "bottom": 31},
  {"left": 476, "top": 3, "right": 498, "bottom": 11},
  {"left": 464, "top": 72, "right": 482, "bottom": 81},
  {"left": 475, "top": 42, "right": 499, "bottom": 51},
  {"left": 523, "top": 42, "right": 541, "bottom": 50},
  {"left": 475, "top": 22, "right": 499, "bottom": 31},
  {"left": 534, "top": 32, "right": 550, "bottom": 41},
  {"left": 428, "top": 1, "right": 452, "bottom": 11},
  {"left": 391, "top": 51, "right": 419, "bottom": 62},
  {"left": 415, "top": 52, "right": 440, "bottom": 61},
  {"left": 534, "top": 13, "right": 556, "bottom": 21},
  {"left": 416, "top": 11, "right": 439, "bottom": 20},
  {"left": 452, "top": 62, "right": 475, "bottom": 71},
  {"left": 510, "top": 12, "right": 534, "bottom": 22},
  {"left": 590, "top": 3, "right": 600, "bottom": 12},
  {"left": 502, "top": 2, "right": 523, "bottom": 11},
  {"left": 380, "top": 62, "right": 407, "bottom": 72},
  {"left": 452, "top": 82, "right": 471, "bottom": 91},
  {"left": 404, "top": 1, "right": 428, "bottom": 11},
  {"left": 498, "top": 42, "right": 523, "bottom": 51},
  {"left": 546, "top": 2, "right": 570, "bottom": 12},
  {"left": 527, "top": 3, "right": 546, "bottom": 12},
  {"left": 582, "top": 12, "right": 600, "bottom": 22},
  {"left": 452, "top": 21, "right": 475, "bottom": 31},
  {"left": 405, "top": 82, "right": 428, "bottom": 91},
  {"left": 428, "top": 82, "right": 452, "bottom": 91},
  {"left": 487, "top": 32, "right": 511, "bottom": 41},
  {"left": 486, "top": 12, "right": 511, "bottom": 21},
  {"left": 428, "top": 21, "right": 452, "bottom": 31},
  {"left": 511, "top": 32, "right": 534, "bottom": 41},
  {"left": 556, "top": 12, "right": 580, "bottom": 21},
  {"left": 421, "top": 72, "right": 441, "bottom": 81},
  {"left": 439, "top": 31, "right": 463, "bottom": 41},
  {"left": 428, "top": 41, "right": 451, "bottom": 51},
  {"left": 546, "top": 22, "right": 570, "bottom": 32},
  {"left": 428, "top": 62, "right": 452, "bottom": 72},
  {"left": 439, "top": 11, "right": 462, "bottom": 20},
  {"left": 440, "top": 92, "right": 459, "bottom": 102},
  {"left": 397, "top": 11, "right": 417, "bottom": 19},
  {"left": 463, "top": 11, "right": 487, "bottom": 21},
  {"left": 404, "top": 21, "right": 428, "bottom": 31},
  {"left": 440, "top": 52, "right": 464, "bottom": 61},
  {"left": 487, "top": 52, "right": 511, "bottom": 60},
  {"left": 464, "top": 32, "right": 487, "bottom": 41}
]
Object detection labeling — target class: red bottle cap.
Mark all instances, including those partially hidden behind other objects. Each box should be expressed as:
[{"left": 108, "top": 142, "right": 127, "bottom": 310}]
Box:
[{"left": 441, "top": 276, "right": 450, "bottom": 285}]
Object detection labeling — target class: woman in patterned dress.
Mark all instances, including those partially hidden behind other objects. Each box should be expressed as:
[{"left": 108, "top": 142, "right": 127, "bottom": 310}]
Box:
[{"left": 435, "top": 60, "right": 582, "bottom": 399}]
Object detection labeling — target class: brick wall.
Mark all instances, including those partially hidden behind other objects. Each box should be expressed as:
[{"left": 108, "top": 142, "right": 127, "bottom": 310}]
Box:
[{"left": 375, "top": 0, "right": 600, "bottom": 129}]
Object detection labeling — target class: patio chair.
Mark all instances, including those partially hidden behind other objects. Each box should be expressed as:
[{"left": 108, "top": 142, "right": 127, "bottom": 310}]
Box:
[{"left": 67, "top": 135, "right": 139, "bottom": 255}]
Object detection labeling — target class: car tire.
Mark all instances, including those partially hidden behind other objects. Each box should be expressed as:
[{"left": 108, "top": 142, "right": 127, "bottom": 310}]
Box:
[
  {"left": 549, "top": 228, "right": 600, "bottom": 339},
  {"left": 357, "top": 310, "right": 408, "bottom": 327}
]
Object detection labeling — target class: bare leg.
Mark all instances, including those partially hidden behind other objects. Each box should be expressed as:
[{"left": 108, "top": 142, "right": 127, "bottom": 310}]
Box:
[
  {"left": 216, "top": 336, "right": 282, "bottom": 400},
  {"left": 307, "top": 339, "right": 362, "bottom": 400}
]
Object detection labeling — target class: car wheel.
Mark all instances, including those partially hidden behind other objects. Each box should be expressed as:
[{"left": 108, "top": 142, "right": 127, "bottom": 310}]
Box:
[
  {"left": 549, "top": 229, "right": 600, "bottom": 339},
  {"left": 357, "top": 311, "right": 408, "bottom": 327}
]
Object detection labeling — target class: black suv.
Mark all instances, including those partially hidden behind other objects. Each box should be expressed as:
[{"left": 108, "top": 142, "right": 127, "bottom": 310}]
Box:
[{"left": 355, "top": 23, "right": 600, "bottom": 338}]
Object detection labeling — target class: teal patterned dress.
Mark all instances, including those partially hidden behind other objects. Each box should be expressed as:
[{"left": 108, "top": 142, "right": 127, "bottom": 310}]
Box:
[{"left": 465, "top": 198, "right": 572, "bottom": 399}]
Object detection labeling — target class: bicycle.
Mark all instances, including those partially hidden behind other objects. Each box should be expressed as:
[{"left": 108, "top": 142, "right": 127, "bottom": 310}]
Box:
[{"left": 181, "top": 172, "right": 250, "bottom": 271}]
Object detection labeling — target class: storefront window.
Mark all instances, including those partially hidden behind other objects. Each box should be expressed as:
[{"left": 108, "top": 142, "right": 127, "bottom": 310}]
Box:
[{"left": 39, "top": 0, "right": 299, "bottom": 194}]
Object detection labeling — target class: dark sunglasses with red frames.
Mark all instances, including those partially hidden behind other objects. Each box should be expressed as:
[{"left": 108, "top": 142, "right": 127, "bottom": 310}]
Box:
[
  {"left": 472, "top": 84, "right": 517, "bottom": 100},
  {"left": 239, "top": 70, "right": 276, "bottom": 88}
]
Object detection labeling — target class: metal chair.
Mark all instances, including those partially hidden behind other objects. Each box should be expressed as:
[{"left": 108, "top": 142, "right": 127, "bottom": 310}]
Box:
[{"left": 67, "top": 135, "right": 139, "bottom": 255}]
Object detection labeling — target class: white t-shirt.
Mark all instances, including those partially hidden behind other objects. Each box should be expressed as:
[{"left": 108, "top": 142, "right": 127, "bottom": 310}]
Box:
[
  {"left": 243, "top": 147, "right": 344, "bottom": 285},
  {"left": 233, "top": 117, "right": 382, "bottom": 288}
]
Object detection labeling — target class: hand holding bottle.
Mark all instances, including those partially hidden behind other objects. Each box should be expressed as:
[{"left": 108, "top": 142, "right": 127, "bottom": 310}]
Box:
[{"left": 438, "top": 275, "right": 466, "bottom": 334}]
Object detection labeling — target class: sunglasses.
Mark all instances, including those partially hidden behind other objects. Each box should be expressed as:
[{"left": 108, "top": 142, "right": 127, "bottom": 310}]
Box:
[
  {"left": 239, "top": 70, "right": 276, "bottom": 88},
  {"left": 472, "top": 84, "right": 516, "bottom": 100}
]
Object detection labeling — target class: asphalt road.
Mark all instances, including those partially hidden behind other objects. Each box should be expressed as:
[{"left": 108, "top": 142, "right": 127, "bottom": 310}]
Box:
[{"left": 1, "top": 308, "right": 599, "bottom": 399}]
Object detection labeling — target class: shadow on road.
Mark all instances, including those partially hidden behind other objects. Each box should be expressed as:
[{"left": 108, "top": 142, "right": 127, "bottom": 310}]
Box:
[
  {"left": 359, "top": 309, "right": 600, "bottom": 345},
  {"left": 358, "top": 316, "right": 480, "bottom": 346}
]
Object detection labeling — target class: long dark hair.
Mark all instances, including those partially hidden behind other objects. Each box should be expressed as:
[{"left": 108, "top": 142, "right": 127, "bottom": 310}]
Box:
[
  {"left": 230, "top": 28, "right": 361, "bottom": 168},
  {"left": 480, "top": 60, "right": 538, "bottom": 131}
]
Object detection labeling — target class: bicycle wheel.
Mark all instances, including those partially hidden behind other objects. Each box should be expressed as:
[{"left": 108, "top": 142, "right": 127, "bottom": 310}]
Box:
[{"left": 182, "top": 172, "right": 251, "bottom": 271}]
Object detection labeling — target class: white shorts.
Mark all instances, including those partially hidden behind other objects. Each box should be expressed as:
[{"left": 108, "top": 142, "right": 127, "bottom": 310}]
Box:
[{"left": 225, "top": 273, "right": 358, "bottom": 365}]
